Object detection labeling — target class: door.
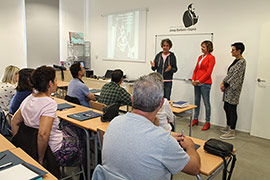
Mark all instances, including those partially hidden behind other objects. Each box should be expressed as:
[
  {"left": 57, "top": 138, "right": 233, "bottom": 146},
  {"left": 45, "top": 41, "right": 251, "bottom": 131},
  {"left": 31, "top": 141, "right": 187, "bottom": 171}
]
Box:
[{"left": 250, "top": 22, "right": 270, "bottom": 139}]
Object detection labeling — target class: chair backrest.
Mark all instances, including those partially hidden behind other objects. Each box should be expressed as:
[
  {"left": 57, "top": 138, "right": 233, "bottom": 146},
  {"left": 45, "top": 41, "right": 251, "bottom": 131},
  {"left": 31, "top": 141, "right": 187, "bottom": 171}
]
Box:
[
  {"left": 12, "top": 123, "right": 60, "bottom": 178},
  {"left": 92, "top": 164, "right": 125, "bottom": 180},
  {"left": 90, "top": 100, "right": 106, "bottom": 111},
  {"left": 65, "top": 95, "right": 81, "bottom": 105},
  {"left": 97, "top": 128, "right": 105, "bottom": 150}
]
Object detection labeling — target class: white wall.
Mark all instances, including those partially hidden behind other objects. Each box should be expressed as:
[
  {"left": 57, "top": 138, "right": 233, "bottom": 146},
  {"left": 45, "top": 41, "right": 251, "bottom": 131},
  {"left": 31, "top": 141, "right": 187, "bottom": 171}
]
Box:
[
  {"left": 0, "top": 0, "right": 26, "bottom": 75},
  {"left": 87, "top": 0, "right": 270, "bottom": 132},
  {"left": 59, "top": 0, "right": 85, "bottom": 61},
  {"left": 1, "top": 0, "right": 269, "bottom": 133},
  {"left": 25, "top": 0, "right": 59, "bottom": 68}
]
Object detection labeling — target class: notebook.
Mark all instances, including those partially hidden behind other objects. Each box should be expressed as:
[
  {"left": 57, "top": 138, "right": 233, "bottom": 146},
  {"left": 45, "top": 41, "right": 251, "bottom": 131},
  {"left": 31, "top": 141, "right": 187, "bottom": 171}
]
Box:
[
  {"left": 0, "top": 164, "right": 41, "bottom": 180},
  {"left": 57, "top": 103, "right": 75, "bottom": 111},
  {"left": 172, "top": 101, "right": 189, "bottom": 108},
  {"left": 67, "top": 110, "right": 102, "bottom": 121},
  {"left": 0, "top": 150, "right": 47, "bottom": 179}
]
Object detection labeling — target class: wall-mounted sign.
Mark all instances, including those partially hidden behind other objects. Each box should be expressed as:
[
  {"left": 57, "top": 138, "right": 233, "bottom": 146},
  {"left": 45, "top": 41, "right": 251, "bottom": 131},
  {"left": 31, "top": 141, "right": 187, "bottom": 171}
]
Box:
[{"left": 169, "top": 3, "right": 199, "bottom": 32}]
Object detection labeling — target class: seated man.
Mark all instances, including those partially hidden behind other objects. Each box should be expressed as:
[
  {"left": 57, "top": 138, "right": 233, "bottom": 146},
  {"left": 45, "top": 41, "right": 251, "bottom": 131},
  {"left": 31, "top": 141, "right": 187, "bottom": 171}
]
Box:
[
  {"left": 67, "top": 63, "right": 95, "bottom": 107},
  {"left": 98, "top": 69, "right": 131, "bottom": 106},
  {"left": 102, "top": 75, "right": 201, "bottom": 179}
]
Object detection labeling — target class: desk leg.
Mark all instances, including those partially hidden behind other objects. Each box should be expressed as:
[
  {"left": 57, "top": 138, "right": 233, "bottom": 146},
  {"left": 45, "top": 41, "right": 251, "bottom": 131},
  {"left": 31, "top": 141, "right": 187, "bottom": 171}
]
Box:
[
  {"left": 196, "top": 174, "right": 203, "bottom": 180},
  {"left": 83, "top": 128, "right": 91, "bottom": 180},
  {"left": 94, "top": 133, "right": 98, "bottom": 166},
  {"left": 189, "top": 115, "right": 192, "bottom": 136}
]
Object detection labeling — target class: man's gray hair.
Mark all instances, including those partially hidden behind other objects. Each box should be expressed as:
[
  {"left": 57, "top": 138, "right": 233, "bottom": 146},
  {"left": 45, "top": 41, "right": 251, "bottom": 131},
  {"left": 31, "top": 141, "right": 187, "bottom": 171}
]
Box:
[{"left": 132, "top": 75, "right": 163, "bottom": 112}]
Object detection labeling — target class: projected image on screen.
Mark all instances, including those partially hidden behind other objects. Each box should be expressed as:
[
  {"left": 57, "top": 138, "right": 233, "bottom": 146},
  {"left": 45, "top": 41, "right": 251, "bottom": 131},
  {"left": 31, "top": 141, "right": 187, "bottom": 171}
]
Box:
[{"left": 107, "top": 10, "right": 146, "bottom": 61}]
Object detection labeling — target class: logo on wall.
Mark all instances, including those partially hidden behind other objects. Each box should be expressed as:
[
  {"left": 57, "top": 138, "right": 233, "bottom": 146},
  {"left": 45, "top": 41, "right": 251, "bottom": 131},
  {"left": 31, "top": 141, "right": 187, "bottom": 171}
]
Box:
[
  {"left": 182, "top": 3, "right": 199, "bottom": 28},
  {"left": 169, "top": 3, "right": 199, "bottom": 32}
]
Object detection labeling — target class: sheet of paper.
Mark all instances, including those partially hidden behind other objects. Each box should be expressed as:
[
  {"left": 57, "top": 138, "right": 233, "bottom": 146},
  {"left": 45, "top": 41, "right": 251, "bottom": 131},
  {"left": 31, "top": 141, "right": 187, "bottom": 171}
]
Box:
[{"left": 0, "top": 164, "right": 39, "bottom": 180}]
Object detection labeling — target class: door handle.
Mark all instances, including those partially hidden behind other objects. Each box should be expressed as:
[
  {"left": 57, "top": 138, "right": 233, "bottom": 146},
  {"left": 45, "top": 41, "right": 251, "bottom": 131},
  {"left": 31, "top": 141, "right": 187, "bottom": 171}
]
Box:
[{"left": 257, "top": 78, "right": 266, "bottom": 82}]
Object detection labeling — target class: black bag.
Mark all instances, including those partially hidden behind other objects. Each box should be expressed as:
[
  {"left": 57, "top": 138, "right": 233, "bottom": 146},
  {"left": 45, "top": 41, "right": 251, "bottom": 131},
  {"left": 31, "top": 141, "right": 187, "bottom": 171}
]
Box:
[
  {"left": 204, "top": 138, "right": 236, "bottom": 180},
  {"left": 101, "top": 103, "right": 120, "bottom": 122}
]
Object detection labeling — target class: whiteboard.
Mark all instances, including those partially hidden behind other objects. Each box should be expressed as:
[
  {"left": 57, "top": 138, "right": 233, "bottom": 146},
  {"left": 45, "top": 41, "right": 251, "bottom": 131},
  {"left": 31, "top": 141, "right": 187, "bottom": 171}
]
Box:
[{"left": 155, "top": 33, "right": 213, "bottom": 80}]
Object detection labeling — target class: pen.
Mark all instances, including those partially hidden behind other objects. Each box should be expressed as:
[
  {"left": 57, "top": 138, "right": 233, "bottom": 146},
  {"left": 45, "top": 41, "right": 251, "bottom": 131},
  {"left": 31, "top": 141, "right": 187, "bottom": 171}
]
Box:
[
  {"left": 0, "top": 162, "right": 13, "bottom": 169},
  {"left": 0, "top": 154, "right": 6, "bottom": 161},
  {"left": 181, "top": 129, "right": 185, "bottom": 138}
]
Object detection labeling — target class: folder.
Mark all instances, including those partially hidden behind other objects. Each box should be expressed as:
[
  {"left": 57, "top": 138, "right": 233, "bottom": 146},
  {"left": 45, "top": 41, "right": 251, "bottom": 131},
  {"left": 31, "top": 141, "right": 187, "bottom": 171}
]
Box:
[
  {"left": 0, "top": 150, "right": 47, "bottom": 179},
  {"left": 67, "top": 110, "right": 102, "bottom": 121},
  {"left": 172, "top": 101, "right": 189, "bottom": 108},
  {"left": 57, "top": 103, "right": 75, "bottom": 111}
]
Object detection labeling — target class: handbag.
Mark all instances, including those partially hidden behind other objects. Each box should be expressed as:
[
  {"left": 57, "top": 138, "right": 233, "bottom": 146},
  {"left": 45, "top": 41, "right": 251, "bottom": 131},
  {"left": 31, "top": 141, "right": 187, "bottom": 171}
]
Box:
[
  {"left": 204, "top": 138, "right": 236, "bottom": 180},
  {"left": 55, "top": 125, "right": 84, "bottom": 166},
  {"left": 101, "top": 103, "right": 120, "bottom": 122}
]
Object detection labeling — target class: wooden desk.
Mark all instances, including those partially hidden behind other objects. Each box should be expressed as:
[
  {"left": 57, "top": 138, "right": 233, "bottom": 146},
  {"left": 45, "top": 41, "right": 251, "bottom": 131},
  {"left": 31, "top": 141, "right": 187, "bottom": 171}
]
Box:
[
  {"left": 56, "top": 80, "right": 69, "bottom": 98},
  {"left": 9, "top": 148, "right": 57, "bottom": 180},
  {"left": 170, "top": 104, "right": 197, "bottom": 136},
  {"left": 191, "top": 137, "right": 224, "bottom": 176},
  {"left": 97, "top": 124, "right": 230, "bottom": 179},
  {"left": 54, "top": 97, "right": 109, "bottom": 180},
  {"left": 0, "top": 134, "right": 16, "bottom": 152}
]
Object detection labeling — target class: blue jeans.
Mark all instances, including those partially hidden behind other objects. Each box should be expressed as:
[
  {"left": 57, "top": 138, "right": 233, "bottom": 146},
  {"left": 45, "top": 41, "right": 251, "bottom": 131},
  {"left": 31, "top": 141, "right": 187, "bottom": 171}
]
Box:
[
  {"left": 194, "top": 84, "right": 211, "bottom": 122},
  {"left": 164, "top": 82, "right": 172, "bottom": 100}
]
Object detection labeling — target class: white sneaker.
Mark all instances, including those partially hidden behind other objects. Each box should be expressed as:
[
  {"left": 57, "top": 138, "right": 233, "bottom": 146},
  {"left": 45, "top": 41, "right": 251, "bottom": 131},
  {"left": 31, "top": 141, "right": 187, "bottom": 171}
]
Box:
[
  {"left": 220, "top": 125, "right": 230, "bottom": 133},
  {"left": 220, "top": 130, "right": 235, "bottom": 140}
]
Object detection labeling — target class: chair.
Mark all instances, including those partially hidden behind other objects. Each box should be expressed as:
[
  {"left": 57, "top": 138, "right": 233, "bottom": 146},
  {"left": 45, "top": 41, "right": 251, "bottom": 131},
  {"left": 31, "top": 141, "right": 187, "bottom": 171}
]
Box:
[
  {"left": 0, "top": 110, "right": 12, "bottom": 136},
  {"left": 90, "top": 100, "right": 106, "bottom": 111},
  {"left": 97, "top": 128, "right": 105, "bottom": 150},
  {"left": 92, "top": 164, "right": 125, "bottom": 180},
  {"left": 12, "top": 123, "right": 61, "bottom": 178},
  {"left": 65, "top": 95, "right": 81, "bottom": 105}
]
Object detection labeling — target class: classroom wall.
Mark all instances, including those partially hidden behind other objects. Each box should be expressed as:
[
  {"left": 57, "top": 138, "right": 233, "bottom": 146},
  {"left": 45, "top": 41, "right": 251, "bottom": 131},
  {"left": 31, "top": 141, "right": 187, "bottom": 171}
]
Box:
[
  {"left": 87, "top": 0, "right": 270, "bottom": 132},
  {"left": 25, "top": 0, "right": 59, "bottom": 68},
  {"left": 0, "top": 0, "right": 26, "bottom": 75},
  {"left": 1, "top": 0, "right": 269, "bottom": 134},
  {"left": 59, "top": 0, "right": 86, "bottom": 61}
]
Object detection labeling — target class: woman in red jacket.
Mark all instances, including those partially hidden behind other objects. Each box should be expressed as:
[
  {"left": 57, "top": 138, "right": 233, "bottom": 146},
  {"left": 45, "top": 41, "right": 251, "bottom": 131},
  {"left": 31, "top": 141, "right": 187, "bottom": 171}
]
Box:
[{"left": 191, "top": 40, "right": 215, "bottom": 130}]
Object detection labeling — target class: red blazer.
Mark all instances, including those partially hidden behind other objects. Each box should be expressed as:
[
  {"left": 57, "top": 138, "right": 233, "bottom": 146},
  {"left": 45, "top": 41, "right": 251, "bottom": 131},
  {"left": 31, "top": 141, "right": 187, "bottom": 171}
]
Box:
[{"left": 192, "top": 53, "right": 215, "bottom": 84}]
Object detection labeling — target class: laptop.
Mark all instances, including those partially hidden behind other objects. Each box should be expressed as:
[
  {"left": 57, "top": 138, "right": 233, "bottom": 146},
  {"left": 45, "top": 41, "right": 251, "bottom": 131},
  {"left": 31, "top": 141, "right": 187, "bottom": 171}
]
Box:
[{"left": 104, "top": 70, "right": 113, "bottom": 79}]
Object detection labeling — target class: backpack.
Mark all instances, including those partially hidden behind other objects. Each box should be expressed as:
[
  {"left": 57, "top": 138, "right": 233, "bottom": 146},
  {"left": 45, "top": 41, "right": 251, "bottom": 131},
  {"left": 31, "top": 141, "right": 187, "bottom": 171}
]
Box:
[
  {"left": 204, "top": 138, "right": 236, "bottom": 180},
  {"left": 101, "top": 103, "right": 120, "bottom": 122}
]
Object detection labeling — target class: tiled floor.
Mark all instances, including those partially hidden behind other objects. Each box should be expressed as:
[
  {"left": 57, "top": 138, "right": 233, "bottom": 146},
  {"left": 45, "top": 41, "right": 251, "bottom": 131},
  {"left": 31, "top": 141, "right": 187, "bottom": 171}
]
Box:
[{"left": 173, "top": 118, "right": 270, "bottom": 180}]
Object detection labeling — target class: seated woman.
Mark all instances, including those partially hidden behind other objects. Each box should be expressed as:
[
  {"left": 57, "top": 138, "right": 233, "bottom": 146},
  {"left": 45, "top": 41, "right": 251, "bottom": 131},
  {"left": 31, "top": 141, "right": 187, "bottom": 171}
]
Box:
[
  {"left": 149, "top": 72, "right": 175, "bottom": 131},
  {"left": 0, "top": 65, "right": 20, "bottom": 114},
  {"left": 9, "top": 68, "right": 34, "bottom": 115},
  {"left": 11, "top": 66, "right": 82, "bottom": 167}
]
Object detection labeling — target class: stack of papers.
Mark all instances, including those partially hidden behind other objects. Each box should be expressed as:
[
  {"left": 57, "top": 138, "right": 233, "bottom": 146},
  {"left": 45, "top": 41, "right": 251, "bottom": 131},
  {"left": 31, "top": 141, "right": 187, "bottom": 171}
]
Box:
[{"left": 172, "top": 101, "right": 189, "bottom": 108}]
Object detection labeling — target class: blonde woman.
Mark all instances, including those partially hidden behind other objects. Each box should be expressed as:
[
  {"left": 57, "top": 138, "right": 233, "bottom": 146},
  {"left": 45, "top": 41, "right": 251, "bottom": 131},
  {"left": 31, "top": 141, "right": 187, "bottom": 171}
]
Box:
[{"left": 0, "top": 65, "right": 20, "bottom": 113}]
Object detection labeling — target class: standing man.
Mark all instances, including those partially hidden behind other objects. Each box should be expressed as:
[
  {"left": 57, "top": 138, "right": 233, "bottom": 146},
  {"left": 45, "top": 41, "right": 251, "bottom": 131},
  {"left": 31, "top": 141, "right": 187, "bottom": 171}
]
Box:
[
  {"left": 220, "top": 42, "right": 246, "bottom": 139},
  {"left": 151, "top": 38, "right": 178, "bottom": 100},
  {"left": 102, "top": 75, "right": 200, "bottom": 179},
  {"left": 98, "top": 69, "right": 131, "bottom": 106},
  {"left": 67, "top": 62, "right": 95, "bottom": 107}
]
